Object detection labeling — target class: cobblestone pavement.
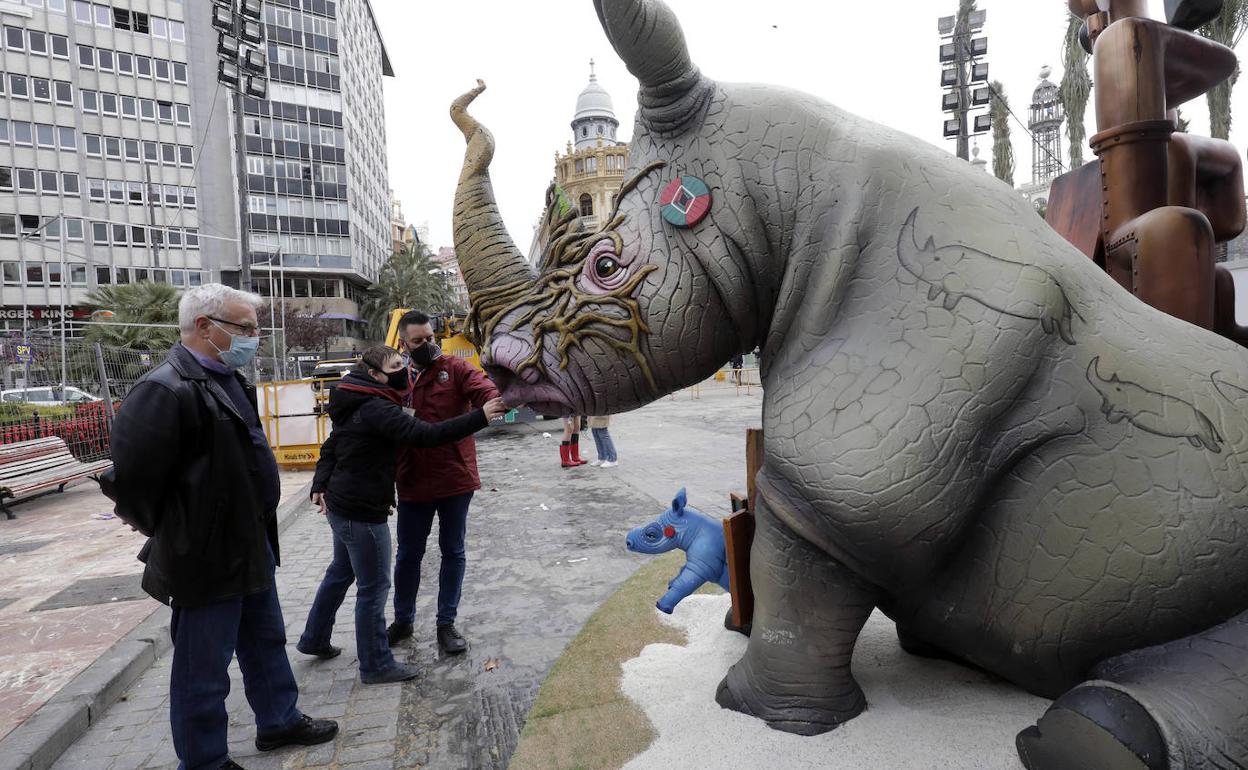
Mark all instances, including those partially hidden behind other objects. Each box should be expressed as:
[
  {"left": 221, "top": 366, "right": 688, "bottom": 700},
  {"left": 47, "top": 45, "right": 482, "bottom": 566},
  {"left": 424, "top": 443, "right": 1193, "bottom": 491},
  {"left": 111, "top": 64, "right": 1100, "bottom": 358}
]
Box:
[
  {"left": 50, "top": 387, "right": 763, "bottom": 770},
  {"left": 0, "top": 471, "right": 309, "bottom": 743}
]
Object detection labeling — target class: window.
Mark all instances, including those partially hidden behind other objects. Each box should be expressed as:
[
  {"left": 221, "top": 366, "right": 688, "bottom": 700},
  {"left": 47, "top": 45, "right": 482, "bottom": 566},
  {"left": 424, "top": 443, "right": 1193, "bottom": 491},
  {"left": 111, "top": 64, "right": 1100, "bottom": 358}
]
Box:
[
  {"left": 0, "top": 168, "right": 10, "bottom": 191},
  {"left": 111, "top": 223, "right": 126, "bottom": 243},
  {"left": 0, "top": 216, "right": 14, "bottom": 239},
  {"left": 321, "top": 166, "right": 338, "bottom": 183},
  {"left": 47, "top": 261, "right": 62, "bottom": 285},
  {"left": 120, "top": 95, "right": 136, "bottom": 118},
  {"left": 97, "top": 48, "right": 113, "bottom": 71},
  {"left": 132, "top": 12, "right": 148, "bottom": 35},
  {"left": 164, "top": 185, "right": 178, "bottom": 205},
  {"left": 94, "top": 4, "right": 109, "bottom": 27},
  {"left": 9, "top": 74, "right": 27, "bottom": 98},
  {"left": 283, "top": 123, "right": 299, "bottom": 141},
  {"left": 246, "top": 156, "right": 264, "bottom": 175},
  {"left": 62, "top": 173, "right": 79, "bottom": 194},
  {"left": 0, "top": 121, "right": 6, "bottom": 141},
  {"left": 320, "top": 127, "right": 336, "bottom": 146},
  {"left": 40, "top": 171, "right": 58, "bottom": 193},
  {"left": 171, "top": 271, "right": 185, "bottom": 287},
  {"left": 112, "top": 7, "right": 130, "bottom": 30},
  {"left": 139, "top": 99, "right": 154, "bottom": 120},
  {"left": 172, "top": 62, "right": 186, "bottom": 83},
  {"left": 74, "top": 1, "right": 90, "bottom": 23},
  {"left": 130, "top": 226, "right": 145, "bottom": 244},
  {"left": 154, "top": 59, "right": 169, "bottom": 81},
  {"left": 78, "top": 45, "right": 94, "bottom": 67},
  {"left": 107, "top": 180, "right": 123, "bottom": 202},
  {"left": 2, "top": 262, "right": 18, "bottom": 283},
  {"left": 189, "top": 272, "right": 203, "bottom": 287},
  {"left": 96, "top": 266, "right": 112, "bottom": 285},
  {"left": 58, "top": 127, "right": 75, "bottom": 150},
  {"left": 580, "top": 194, "right": 594, "bottom": 217},
  {"left": 136, "top": 55, "right": 151, "bottom": 78},
  {"left": 85, "top": 134, "right": 101, "bottom": 156},
  {"left": 54, "top": 81, "right": 72, "bottom": 105},
  {"left": 169, "top": 20, "right": 184, "bottom": 42},
  {"left": 100, "top": 93, "right": 117, "bottom": 115},
  {"left": 142, "top": 141, "right": 157, "bottom": 161},
  {"left": 51, "top": 35, "right": 68, "bottom": 58},
  {"left": 36, "top": 124, "right": 55, "bottom": 148},
  {"left": 151, "top": 17, "right": 166, "bottom": 38},
  {"left": 179, "top": 146, "right": 192, "bottom": 166},
  {"left": 186, "top": 229, "right": 198, "bottom": 247},
  {"left": 166, "top": 229, "right": 181, "bottom": 246},
  {"left": 20, "top": 215, "right": 41, "bottom": 239},
  {"left": 91, "top": 221, "right": 107, "bottom": 243},
  {"left": 105, "top": 137, "right": 120, "bottom": 159},
  {"left": 26, "top": 263, "right": 44, "bottom": 284},
  {"left": 116, "top": 52, "right": 132, "bottom": 75},
  {"left": 87, "top": 178, "right": 104, "bottom": 200},
  {"left": 31, "top": 78, "right": 51, "bottom": 103},
  {"left": 157, "top": 101, "right": 173, "bottom": 122},
  {"left": 70, "top": 265, "right": 86, "bottom": 286},
  {"left": 124, "top": 139, "right": 138, "bottom": 160},
  {"left": 182, "top": 187, "right": 196, "bottom": 207},
  {"left": 28, "top": 31, "right": 46, "bottom": 55},
  {"left": 161, "top": 143, "right": 175, "bottom": 164},
  {"left": 17, "top": 169, "right": 36, "bottom": 192},
  {"left": 5, "top": 26, "right": 24, "bottom": 50},
  {"left": 128, "top": 182, "right": 143, "bottom": 204},
  {"left": 65, "top": 218, "right": 83, "bottom": 240},
  {"left": 115, "top": 268, "right": 130, "bottom": 284},
  {"left": 175, "top": 105, "right": 190, "bottom": 126}
]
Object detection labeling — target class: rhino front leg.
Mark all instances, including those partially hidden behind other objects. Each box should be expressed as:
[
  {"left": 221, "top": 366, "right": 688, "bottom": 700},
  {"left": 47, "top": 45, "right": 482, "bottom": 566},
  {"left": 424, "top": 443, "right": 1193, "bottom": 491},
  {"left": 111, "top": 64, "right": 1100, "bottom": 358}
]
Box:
[
  {"left": 657, "top": 566, "right": 705, "bottom": 614},
  {"left": 715, "top": 500, "right": 878, "bottom": 735}
]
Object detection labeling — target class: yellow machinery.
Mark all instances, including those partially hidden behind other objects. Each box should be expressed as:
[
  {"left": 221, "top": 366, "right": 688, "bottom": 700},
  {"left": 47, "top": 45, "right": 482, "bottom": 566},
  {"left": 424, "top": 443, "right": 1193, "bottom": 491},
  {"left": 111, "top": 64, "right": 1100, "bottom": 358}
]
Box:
[{"left": 383, "top": 309, "right": 482, "bottom": 370}]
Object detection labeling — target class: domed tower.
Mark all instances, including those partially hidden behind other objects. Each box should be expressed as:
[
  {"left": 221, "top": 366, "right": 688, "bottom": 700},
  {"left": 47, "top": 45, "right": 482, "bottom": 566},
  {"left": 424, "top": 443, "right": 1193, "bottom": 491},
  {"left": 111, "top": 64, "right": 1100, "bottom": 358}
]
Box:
[
  {"left": 1029, "top": 65, "right": 1064, "bottom": 186},
  {"left": 571, "top": 60, "right": 620, "bottom": 151},
  {"left": 550, "top": 61, "right": 630, "bottom": 232}
]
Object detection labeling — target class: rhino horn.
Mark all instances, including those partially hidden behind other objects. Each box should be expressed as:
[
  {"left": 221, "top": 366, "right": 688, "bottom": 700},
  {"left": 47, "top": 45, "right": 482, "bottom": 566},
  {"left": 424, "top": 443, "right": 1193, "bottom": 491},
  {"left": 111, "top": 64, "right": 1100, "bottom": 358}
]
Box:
[
  {"left": 594, "top": 0, "right": 712, "bottom": 135},
  {"left": 450, "top": 81, "right": 535, "bottom": 328}
]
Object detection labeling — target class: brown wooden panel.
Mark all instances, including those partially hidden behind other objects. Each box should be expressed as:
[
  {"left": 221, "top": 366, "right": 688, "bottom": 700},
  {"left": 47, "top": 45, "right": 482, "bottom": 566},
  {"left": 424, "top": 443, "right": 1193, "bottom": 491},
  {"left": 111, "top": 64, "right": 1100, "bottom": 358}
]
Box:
[
  {"left": 1045, "top": 160, "right": 1103, "bottom": 261},
  {"left": 745, "top": 428, "right": 764, "bottom": 508},
  {"left": 723, "top": 509, "right": 755, "bottom": 628}
]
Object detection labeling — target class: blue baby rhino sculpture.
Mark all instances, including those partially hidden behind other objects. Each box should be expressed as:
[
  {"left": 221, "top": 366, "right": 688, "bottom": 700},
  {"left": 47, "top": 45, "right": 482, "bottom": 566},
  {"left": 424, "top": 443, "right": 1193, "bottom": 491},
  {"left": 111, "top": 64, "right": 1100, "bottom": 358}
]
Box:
[{"left": 626, "top": 488, "right": 729, "bottom": 615}]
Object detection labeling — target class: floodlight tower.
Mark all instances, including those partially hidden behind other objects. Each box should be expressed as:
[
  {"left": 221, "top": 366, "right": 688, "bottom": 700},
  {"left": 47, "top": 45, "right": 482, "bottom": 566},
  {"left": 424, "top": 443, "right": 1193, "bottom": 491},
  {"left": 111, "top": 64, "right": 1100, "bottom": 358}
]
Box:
[
  {"left": 212, "top": 0, "right": 269, "bottom": 292},
  {"left": 938, "top": 9, "right": 990, "bottom": 160}
]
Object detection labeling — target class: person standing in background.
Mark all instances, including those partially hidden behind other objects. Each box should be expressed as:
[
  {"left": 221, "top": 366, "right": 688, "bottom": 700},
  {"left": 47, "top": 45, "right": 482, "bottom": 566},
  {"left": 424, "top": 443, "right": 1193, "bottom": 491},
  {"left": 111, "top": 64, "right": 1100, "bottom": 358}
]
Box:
[
  {"left": 387, "top": 311, "right": 499, "bottom": 655},
  {"left": 588, "top": 415, "right": 618, "bottom": 468}
]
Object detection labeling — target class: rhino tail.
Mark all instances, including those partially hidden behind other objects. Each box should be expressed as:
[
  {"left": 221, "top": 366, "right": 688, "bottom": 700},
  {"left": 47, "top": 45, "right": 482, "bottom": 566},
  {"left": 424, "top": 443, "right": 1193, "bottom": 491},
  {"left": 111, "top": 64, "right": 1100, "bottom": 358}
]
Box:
[
  {"left": 897, "top": 208, "right": 936, "bottom": 277},
  {"left": 1195, "top": 411, "right": 1224, "bottom": 453},
  {"left": 927, "top": 284, "right": 943, "bottom": 302},
  {"left": 942, "top": 292, "right": 961, "bottom": 311}
]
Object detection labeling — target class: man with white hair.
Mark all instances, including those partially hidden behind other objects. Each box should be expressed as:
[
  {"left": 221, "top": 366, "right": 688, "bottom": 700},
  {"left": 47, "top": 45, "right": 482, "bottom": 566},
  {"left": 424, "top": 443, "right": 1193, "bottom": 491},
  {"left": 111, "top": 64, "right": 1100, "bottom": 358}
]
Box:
[{"left": 104, "top": 284, "right": 337, "bottom": 770}]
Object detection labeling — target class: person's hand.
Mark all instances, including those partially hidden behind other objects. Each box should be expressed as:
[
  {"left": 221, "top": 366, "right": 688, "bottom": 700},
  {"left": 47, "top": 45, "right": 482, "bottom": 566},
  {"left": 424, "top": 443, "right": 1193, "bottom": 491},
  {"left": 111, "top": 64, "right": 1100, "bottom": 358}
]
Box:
[
  {"left": 483, "top": 397, "right": 509, "bottom": 420},
  {"left": 311, "top": 492, "right": 327, "bottom": 515}
]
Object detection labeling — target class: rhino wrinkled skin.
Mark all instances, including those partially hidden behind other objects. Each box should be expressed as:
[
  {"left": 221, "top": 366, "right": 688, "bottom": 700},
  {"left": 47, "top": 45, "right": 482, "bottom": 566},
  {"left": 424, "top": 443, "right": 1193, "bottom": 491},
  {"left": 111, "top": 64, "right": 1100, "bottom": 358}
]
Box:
[{"left": 451, "top": 1, "right": 1248, "bottom": 765}]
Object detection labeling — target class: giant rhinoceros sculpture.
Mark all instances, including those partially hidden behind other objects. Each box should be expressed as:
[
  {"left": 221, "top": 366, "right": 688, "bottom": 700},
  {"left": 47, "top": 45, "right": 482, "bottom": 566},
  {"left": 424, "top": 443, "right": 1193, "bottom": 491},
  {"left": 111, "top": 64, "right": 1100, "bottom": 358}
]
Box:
[{"left": 449, "top": 2, "right": 1248, "bottom": 767}]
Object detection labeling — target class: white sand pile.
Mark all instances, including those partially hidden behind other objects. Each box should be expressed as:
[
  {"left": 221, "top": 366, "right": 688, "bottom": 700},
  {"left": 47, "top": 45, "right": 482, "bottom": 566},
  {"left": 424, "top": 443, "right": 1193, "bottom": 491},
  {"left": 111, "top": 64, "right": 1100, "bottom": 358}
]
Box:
[{"left": 620, "top": 594, "right": 1050, "bottom": 769}]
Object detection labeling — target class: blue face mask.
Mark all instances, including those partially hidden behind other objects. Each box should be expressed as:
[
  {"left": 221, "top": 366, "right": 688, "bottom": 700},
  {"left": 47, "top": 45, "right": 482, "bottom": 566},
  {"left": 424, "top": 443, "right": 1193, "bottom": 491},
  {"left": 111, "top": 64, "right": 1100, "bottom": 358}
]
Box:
[{"left": 210, "top": 322, "right": 260, "bottom": 370}]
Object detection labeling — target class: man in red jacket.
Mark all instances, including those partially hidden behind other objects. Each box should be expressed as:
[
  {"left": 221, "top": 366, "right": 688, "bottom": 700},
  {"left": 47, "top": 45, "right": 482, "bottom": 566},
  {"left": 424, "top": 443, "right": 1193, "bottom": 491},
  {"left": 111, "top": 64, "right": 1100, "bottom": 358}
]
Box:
[{"left": 387, "top": 311, "right": 499, "bottom": 654}]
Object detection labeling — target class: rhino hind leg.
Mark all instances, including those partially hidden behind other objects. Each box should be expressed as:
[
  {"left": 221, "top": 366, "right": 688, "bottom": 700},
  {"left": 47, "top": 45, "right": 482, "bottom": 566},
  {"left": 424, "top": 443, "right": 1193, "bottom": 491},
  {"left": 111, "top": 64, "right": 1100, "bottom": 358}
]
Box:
[
  {"left": 1017, "top": 607, "right": 1248, "bottom": 769},
  {"left": 714, "top": 503, "right": 877, "bottom": 735}
]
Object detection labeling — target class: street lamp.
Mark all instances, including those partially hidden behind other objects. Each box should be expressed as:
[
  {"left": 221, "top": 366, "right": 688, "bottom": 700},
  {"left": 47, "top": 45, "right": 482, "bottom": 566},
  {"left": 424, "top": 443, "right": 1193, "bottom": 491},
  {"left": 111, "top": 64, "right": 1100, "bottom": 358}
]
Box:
[{"left": 254, "top": 249, "right": 287, "bottom": 380}]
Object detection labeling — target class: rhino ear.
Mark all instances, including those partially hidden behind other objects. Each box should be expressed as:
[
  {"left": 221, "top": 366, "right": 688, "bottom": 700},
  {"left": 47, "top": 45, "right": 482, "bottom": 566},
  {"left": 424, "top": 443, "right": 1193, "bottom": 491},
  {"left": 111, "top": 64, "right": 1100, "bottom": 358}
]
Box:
[{"left": 672, "top": 487, "right": 688, "bottom": 513}]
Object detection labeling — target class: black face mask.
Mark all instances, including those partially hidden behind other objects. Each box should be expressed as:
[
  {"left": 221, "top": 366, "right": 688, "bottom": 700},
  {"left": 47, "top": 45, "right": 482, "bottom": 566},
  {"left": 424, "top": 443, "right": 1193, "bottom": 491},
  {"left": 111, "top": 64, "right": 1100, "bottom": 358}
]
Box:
[
  {"left": 409, "top": 342, "right": 439, "bottom": 367},
  {"left": 384, "top": 368, "right": 409, "bottom": 391}
]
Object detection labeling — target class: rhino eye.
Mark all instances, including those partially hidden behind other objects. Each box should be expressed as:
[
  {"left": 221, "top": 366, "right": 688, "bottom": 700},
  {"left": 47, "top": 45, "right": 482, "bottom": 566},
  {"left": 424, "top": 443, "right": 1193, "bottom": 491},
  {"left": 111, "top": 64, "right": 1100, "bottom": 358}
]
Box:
[{"left": 595, "top": 255, "right": 622, "bottom": 280}]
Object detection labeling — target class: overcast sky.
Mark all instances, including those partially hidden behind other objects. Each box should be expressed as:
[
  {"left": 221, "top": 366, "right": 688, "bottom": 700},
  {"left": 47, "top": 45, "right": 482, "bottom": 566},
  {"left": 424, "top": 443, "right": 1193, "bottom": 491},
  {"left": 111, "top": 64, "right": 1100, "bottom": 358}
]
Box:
[{"left": 371, "top": 0, "right": 1248, "bottom": 252}]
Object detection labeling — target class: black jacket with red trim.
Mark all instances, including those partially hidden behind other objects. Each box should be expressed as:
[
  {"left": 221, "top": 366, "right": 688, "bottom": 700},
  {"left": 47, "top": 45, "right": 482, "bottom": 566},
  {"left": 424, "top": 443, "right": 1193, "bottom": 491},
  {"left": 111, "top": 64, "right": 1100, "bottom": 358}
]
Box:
[{"left": 312, "top": 372, "right": 488, "bottom": 523}]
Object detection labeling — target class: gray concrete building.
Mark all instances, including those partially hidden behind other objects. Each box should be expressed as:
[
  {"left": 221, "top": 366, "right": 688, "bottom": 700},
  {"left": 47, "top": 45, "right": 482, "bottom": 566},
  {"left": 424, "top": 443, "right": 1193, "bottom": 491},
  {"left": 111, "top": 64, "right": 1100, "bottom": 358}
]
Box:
[{"left": 0, "top": 0, "right": 203, "bottom": 332}]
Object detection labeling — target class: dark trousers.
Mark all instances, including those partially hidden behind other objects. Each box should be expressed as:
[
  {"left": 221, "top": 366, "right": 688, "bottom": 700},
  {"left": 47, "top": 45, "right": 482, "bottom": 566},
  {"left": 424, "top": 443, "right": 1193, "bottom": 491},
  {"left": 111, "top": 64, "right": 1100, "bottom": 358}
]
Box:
[
  {"left": 299, "top": 511, "right": 397, "bottom": 678},
  {"left": 393, "top": 492, "right": 473, "bottom": 627},
  {"left": 169, "top": 557, "right": 301, "bottom": 770}
]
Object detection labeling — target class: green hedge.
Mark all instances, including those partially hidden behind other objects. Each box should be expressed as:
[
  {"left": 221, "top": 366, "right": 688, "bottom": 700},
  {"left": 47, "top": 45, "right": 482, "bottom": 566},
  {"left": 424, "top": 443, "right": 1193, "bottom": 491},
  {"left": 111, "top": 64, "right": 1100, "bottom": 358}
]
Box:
[{"left": 0, "top": 402, "right": 75, "bottom": 425}]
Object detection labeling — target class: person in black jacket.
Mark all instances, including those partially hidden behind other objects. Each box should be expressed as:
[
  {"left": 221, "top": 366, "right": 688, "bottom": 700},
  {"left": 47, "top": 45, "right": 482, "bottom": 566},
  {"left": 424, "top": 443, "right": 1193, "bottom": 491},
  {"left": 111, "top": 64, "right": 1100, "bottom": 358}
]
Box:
[
  {"left": 298, "top": 344, "right": 506, "bottom": 684},
  {"left": 104, "top": 284, "right": 337, "bottom": 770}
]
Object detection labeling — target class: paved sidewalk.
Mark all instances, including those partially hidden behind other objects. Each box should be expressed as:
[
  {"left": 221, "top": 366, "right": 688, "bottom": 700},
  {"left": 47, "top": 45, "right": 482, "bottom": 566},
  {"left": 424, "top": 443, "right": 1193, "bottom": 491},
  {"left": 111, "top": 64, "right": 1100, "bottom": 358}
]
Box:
[{"left": 49, "top": 388, "right": 763, "bottom": 770}]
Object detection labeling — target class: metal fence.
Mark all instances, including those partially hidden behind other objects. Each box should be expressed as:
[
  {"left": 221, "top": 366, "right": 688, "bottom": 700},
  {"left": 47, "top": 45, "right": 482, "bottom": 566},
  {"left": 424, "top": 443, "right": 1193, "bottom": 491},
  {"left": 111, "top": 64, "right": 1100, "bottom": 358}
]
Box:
[{"left": 0, "top": 335, "right": 170, "bottom": 461}]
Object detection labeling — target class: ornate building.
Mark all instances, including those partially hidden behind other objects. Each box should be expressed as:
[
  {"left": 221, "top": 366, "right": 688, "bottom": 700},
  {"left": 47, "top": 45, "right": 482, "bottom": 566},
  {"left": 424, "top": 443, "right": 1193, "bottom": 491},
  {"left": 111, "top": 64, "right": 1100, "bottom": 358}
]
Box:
[
  {"left": 1018, "top": 66, "right": 1065, "bottom": 214},
  {"left": 552, "top": 61, "right": 629, "bottom": 232}
]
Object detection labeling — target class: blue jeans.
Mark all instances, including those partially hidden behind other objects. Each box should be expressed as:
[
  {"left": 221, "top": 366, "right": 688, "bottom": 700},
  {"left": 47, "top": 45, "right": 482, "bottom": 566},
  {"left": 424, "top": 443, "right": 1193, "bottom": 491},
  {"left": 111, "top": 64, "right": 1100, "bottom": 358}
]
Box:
[
  {"left": 299, "top": 512, "right": 397, "bottom": 679},
  {"left": 169, "top": 551, "right": 301, "bottom": 770},
  {"left": 393, "top": 492, "right": 472, "bottom": 627},
  {"left": 592, "top": 427, "right": 617, "bottom": 462}
]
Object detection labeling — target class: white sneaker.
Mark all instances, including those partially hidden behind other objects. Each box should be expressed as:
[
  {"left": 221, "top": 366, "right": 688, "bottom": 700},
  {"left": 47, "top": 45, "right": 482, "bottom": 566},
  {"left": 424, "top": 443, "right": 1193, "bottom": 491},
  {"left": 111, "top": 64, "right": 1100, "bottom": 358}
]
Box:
[
  {"left": 590, "top": 460, "right": 602, "bottom": 466},
  {"left": 600, "top": 460, "right": 618, "bottom": 468}
]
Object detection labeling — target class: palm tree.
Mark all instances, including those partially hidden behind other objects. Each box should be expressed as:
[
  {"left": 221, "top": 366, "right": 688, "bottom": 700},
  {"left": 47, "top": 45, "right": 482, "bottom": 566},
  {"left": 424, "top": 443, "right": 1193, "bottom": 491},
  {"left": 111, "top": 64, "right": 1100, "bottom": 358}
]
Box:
[
  {"left": 990, "top": 80, "right": 1015, "bottom": 185},
  {"left": 1059, "top": 11, "right": 1092, "bottom": 169},
  {"left": 360, "top": 244, "right": 456, "bottom": 338},
  {"left": 1200, "top": 0, "right": 1248, "bottom": 139},
  {"left": 84, "top": 281, "right": 180, "bottom": 350}
]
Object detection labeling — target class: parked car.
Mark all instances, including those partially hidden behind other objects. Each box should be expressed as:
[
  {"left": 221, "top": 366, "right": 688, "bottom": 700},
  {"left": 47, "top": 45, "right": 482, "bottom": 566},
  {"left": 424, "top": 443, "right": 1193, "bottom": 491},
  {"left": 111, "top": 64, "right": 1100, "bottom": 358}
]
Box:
[{"left": 0, "top": 386, "right": 101, "bottom": 406}]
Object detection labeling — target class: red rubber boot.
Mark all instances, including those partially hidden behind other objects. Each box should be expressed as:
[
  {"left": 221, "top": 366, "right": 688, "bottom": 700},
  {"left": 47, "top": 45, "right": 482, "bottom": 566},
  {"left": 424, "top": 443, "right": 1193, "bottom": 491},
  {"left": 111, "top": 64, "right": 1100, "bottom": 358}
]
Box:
[
  {"left": 569, "top": 434, "right": 588, "bottom": 465},
  {"left": 560, "top": 442, "right": 574, "bottom": 468}
]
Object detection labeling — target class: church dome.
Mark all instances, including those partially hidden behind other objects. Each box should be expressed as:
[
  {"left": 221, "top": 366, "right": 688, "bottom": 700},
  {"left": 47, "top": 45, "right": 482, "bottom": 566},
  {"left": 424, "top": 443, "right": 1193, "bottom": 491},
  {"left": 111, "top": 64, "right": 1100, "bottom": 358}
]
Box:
[{"left": 574, "top": 61, "right": 617, "bottom": 122}]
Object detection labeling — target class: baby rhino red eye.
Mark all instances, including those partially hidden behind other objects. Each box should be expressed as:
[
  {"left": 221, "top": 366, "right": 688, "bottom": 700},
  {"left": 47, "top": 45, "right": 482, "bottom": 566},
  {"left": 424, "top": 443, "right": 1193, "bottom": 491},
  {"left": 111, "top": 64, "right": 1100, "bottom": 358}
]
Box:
[
  {"left": 663, "top": 526, "right": 676, "bottom": 538},
  {"left": 595, "top": 255, "right": 622, "bottom": 280}
]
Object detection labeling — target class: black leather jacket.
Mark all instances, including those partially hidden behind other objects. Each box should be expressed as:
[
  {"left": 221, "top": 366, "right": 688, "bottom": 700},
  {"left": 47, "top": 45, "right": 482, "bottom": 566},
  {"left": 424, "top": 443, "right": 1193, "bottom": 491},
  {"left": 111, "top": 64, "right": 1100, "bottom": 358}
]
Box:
[{"left": 102, "top": 344, "right": 280, "bottom": 607}]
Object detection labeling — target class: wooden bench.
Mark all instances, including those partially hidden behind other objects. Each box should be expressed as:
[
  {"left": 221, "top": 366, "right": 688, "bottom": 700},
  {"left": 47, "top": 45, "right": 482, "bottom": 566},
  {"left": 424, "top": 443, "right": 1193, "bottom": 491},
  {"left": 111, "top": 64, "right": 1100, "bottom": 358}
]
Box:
[{"left": 0, "top": 437, "right": 112, "bottom": 520}]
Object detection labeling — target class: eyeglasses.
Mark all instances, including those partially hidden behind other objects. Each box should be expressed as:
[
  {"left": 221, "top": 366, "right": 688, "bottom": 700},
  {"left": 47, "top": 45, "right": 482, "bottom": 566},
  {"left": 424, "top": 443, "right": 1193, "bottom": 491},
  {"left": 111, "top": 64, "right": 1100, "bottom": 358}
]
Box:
[{"left": 209, "top": 316, "right": 261, "bottom": 336}]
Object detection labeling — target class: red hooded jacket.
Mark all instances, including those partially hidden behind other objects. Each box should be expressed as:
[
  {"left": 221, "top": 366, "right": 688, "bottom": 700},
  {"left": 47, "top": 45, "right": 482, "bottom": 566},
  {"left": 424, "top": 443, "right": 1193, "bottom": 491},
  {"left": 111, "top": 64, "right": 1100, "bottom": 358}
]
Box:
[{"left": 396, "top": 353, "right": 499, "bottom": 502}]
